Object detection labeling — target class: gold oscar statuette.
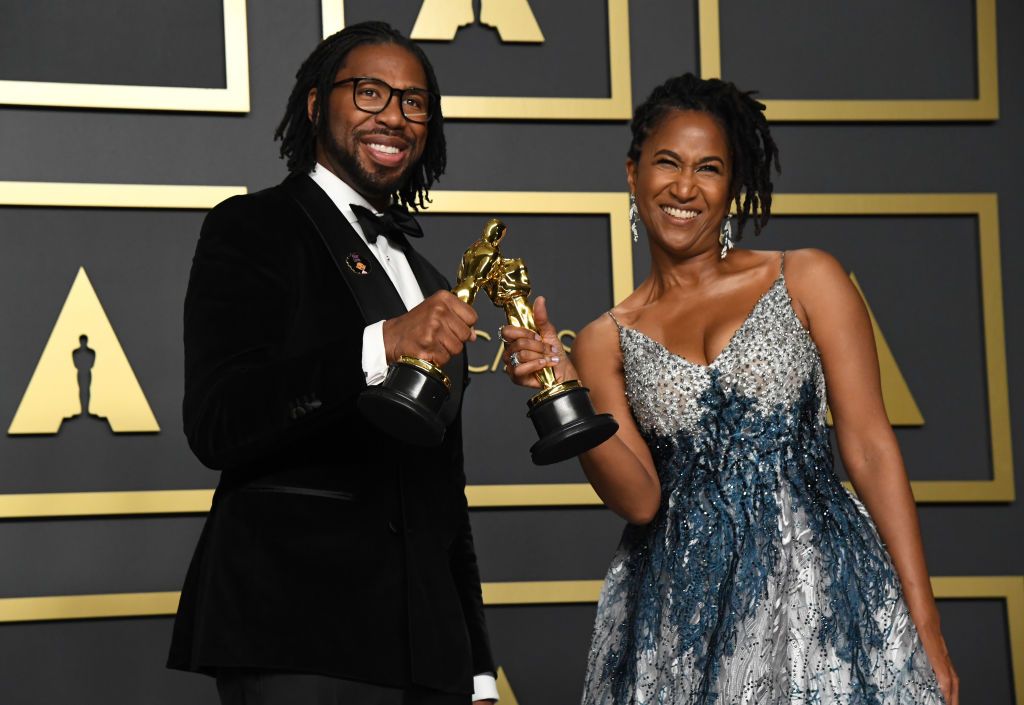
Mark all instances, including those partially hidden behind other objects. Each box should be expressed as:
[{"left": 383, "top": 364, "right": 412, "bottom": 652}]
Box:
[
  {"left": 483, "top": 253, "right": 618, "bottom": 464},
  {"left": 358, "top": 219, "right": 617, "bottom": 464},
  {"left": 357, "top": 219, "right": 510, "bottom": 446}
]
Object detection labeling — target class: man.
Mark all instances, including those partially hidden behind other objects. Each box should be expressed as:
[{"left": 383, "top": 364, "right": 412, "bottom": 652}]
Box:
[{"left": 168, "top": 21, "right": 498, "bottom": 705}]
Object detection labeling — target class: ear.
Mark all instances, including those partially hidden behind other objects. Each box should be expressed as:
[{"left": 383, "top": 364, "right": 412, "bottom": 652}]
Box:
[
  {"left": 307, "top": 87, "right": 318, "bottom": 124},
  {"left": 625, "top": 158, "right": 638, "bottom": 195}
]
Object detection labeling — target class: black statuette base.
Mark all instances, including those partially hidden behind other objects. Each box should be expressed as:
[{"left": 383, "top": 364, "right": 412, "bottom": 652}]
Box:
[
  {"left": 527, "top": 385, "right": 618, "bottom": 465},
  {"left": 357, "top": 362, "right": 449, "bottom": 446}
]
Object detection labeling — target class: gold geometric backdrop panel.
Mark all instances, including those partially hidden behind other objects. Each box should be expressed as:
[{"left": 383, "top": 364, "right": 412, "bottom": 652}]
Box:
[
  {"left": 8, "top": 268, "right": 159, "bottom": 435},
  {"left": 411, "top": 0, "right": 544, "bottom": 42},
  {"left": 0, "top": 189, "right": 1011, "bottom": 518},
  {"left": 322, "top": 0, "right": 632, "bottom": 119},
  {"left": 0, "top": 577, "right": 1018, "bottom": 704},
  {"left": 697, "top": 0, "right": 999, "bottom": 121},
  {"left": 0, "top": 0, "right": 250, "bottom": 112}
]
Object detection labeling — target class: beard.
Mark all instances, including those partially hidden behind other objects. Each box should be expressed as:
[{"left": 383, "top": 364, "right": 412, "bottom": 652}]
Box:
[{"left": 323, "top": 129, "right": 415, "bottom": 201}]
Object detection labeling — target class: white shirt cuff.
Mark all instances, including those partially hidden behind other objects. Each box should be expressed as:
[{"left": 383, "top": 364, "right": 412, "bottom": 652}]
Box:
[
  {"left": 361, "top": 320, "right": 389, "bottom": 386},
  {"left": 472, "top": 673, "right": 499, "bottom": 702}
]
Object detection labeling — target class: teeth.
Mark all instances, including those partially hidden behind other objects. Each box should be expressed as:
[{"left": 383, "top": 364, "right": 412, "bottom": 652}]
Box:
[
  {"left": 662, "top": 205, "right": 698, "bottom": 219},
  {"left": 368, "top": 143, "right": 400, "bottom": 155}
]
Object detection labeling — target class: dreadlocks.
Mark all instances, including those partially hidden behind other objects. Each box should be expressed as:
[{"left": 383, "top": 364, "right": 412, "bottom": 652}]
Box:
[
  {"left": 628, "top": 73, "right": 780, "bottom": 240},
  {"left": 274, "top": 21, "right": 446, "bottom": 210}
]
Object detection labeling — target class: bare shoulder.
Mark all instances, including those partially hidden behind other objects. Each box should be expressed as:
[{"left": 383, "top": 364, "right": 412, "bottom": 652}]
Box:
[
  {"left": 784, "top": 248, "right": 847, "bottom": 285},
  {"left": 782, "top": 248, "right": 865, "bottom": 328},
  {"left": 783, "top": 248, "right": 851, "bottom": 299},
  {"left": 574, "top": 313, "right": 621, "bottom": 359},
  {"left": 572, "top": 312, "right": 625, "bottom": 391},
  {"left": 598, "top": 280, "right": 654, "bottom": 330}
]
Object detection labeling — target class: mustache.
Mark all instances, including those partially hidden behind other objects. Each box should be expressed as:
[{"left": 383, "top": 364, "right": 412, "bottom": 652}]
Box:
[{"left": 355, "top": 127, "right": 413, "bottom": 148}]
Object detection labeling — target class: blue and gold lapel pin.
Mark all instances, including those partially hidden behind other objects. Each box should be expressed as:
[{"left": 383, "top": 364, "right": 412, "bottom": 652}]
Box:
[{"left": 345, "top": 252, "right": 370, "bottom": 275}]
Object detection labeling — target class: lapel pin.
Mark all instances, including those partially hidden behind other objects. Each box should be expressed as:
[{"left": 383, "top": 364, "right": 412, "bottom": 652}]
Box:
[{"left": 345, "top": 252, "right": 370, "bottom": 275}]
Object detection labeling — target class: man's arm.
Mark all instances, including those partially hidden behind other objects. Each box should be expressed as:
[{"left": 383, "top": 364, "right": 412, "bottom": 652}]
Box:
[{"left": 183, "top": 198, "right": 365, "bottom": 471}]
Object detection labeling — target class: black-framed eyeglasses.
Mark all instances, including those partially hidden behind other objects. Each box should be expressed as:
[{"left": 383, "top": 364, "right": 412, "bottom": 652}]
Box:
[{"left": 332, "top": 77, "right": 434, "bottom": 123}]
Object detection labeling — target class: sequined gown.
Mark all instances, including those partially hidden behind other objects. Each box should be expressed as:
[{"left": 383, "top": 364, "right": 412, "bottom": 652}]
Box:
[{"left": 582, "top": 256, "right": 943, "bottom": 705}]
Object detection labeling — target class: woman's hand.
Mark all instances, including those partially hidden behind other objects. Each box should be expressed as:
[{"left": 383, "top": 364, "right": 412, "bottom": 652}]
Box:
[
  {"left": 500, "top": 296, "right": 577, "bottom": 387},
  {"left": 918, "top": 625, "right": 959, "bottom": 704}
]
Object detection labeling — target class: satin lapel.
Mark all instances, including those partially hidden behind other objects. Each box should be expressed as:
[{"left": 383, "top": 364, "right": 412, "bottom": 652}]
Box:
[
  {"left": 282, "top": 175, "right": 407, "bottom": 324},
  {"left": 284, "top": 175, "right": 467, "bottom": 421}
]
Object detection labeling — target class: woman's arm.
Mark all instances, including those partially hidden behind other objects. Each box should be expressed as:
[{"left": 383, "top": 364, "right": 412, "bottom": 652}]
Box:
[
  {"left": 786, "top": 248, "right": 959, "bottom": 705},
  {"left": 501, "top": 297, "right": 661, "bottom": 524}
]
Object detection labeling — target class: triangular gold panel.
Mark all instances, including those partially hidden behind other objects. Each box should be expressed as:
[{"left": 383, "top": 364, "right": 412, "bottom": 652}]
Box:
[
  {"left": 412, "top": 0, "right": 544, "bottom": 43},
  {"left": 826, "top": 274, "right": 924, "bottom": 427},
  {"left": 480, "top": 0, "right": 545, "bottom": 42},
  {"left": 496, "top": 666, "right": 521, "bottom": 705},
  {"left": 8, "top": 267, "right": 159, "bottom": 435},
  {"left": 411, "top": 0, "right": 474, "bottom": 40}
]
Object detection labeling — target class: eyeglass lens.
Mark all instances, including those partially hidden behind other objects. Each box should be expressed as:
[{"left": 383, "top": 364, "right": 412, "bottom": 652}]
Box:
[{"left": 353, "top": 78, "right": 431, "bottom": 122}]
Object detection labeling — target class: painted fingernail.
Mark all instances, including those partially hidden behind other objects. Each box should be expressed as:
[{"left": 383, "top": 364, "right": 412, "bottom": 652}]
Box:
[
  {"left": 534, "top": 334, "right": 541, "bottom": 341},
  {"left": 550, "top": 345, "right": 559, "bottom": 353},
  {"left": 550, "top": 356, "right": 560, "bottom": 363}
]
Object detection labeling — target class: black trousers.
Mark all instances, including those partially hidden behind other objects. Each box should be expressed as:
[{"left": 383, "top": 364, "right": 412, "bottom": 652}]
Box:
[{"left": 215, "top": 670, "right": 470, "bottom": 705}]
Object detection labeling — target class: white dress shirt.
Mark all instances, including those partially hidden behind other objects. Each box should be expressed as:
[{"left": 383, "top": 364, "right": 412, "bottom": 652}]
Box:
[
  {"left": 307, "top": 164, "right": 499, "bottom": 703},
  {"left": 309, "top": 163, "right": 425, "bottom": 385}
]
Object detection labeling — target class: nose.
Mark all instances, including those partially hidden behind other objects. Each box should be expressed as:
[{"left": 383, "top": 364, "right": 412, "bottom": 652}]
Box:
[
  {"left": 669, "top": 171, "right": 698, "bottom": 201},
  {"left": 374, "top": 92, "right": 407, "bottom": 127}
]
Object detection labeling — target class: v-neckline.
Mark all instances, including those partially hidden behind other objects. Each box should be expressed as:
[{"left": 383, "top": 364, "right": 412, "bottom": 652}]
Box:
[{"left": 620, "top": 273, "right": 784, "bottom": 371}]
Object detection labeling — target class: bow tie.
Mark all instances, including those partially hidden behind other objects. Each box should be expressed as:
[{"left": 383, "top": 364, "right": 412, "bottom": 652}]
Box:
[{"left": 350, "top": 203, "right": 423, "bottom": 249}]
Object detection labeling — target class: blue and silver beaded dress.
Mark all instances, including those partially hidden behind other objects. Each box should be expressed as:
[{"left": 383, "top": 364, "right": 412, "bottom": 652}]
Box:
[{"left": 582, "top": 255, "right": 942, "bottom": 705}]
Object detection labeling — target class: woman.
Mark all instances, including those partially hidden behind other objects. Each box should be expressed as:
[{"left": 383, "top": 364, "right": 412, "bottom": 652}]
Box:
[{"left": 501, "top": 74, "right": 958, "bottom": 704}]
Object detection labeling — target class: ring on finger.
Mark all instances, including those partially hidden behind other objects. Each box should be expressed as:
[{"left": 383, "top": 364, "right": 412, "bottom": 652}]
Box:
[{"left": 509, "top": 351, "right": 522, "bottom": 368}]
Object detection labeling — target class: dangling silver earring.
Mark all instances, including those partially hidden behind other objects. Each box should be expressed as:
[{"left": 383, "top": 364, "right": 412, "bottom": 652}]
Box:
[
  {"left": 629, "top": 193, "right": 639, "bottom": 243},
  {"left": 718, "top": 216, "right": 735, "bottom": 259}
]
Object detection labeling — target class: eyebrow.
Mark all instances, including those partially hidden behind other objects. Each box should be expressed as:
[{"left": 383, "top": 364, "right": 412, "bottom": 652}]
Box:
[
  {"left": 653, "top": 149, "right": 726, "bottom": 164},
  {"left": 341, "top": 75, "right": 431, "bottom": 92}
]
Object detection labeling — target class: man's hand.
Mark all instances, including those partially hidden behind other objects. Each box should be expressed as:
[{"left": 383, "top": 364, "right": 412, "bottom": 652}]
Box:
[{"left": 382, "top": 291, "right": 478, "bottom": 366}]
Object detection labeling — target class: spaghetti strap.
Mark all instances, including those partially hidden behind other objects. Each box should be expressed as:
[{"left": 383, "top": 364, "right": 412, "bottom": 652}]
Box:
[
  {"left": 606, "top": 310, "right": 623, "bottom": 330},
  {"left": 779, "top": 251, "right": 787, "bottom": 276}
]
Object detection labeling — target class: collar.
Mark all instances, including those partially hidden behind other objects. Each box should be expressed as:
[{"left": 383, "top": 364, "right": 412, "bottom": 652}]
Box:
[{"left": 308, "top": 162, "right": 379, "bottom": 227}]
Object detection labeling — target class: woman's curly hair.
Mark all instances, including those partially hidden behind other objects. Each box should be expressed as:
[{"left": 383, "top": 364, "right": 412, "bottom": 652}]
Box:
[{"left": 628, "top": 73, "right": 780, "bottom": 239}]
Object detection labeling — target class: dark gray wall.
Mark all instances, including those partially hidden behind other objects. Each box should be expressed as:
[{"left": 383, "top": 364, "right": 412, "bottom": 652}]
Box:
[{"left": 0, "top": 1, "right": 1020, "bottom": 703}]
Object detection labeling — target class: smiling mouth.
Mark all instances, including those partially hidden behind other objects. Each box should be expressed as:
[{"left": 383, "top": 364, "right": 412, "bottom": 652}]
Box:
[
  {"left": 360, "top": 138, "right": 410, "bottom": 167},
  {"left": 661, "top": 205, "right": 700, "bottom": 221},
  {"left": 367, "top": 142, "right": 401, "bottom": 155}
]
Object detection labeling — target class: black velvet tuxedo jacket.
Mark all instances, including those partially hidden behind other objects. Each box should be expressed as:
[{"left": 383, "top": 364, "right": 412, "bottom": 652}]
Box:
[{"left": 167, "top": 174, "right": 494, "bottom": 696}]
